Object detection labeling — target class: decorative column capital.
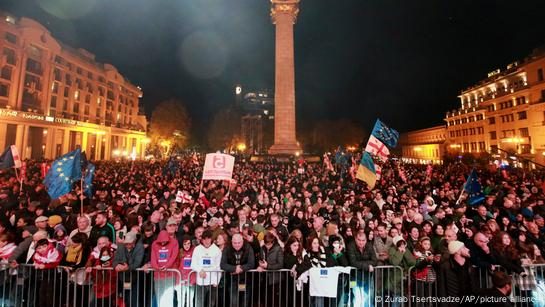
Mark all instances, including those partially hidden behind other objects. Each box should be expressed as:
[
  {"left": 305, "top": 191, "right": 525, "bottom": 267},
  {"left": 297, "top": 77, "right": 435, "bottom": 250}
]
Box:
[{"left": 270, "top": 0, "right": 300, "bottom": 24}]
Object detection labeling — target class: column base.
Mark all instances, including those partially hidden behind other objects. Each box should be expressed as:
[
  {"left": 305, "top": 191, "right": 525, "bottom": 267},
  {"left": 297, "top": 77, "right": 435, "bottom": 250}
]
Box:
[{"left": 268, "top": 143, "right": 302, "bottom": 155}]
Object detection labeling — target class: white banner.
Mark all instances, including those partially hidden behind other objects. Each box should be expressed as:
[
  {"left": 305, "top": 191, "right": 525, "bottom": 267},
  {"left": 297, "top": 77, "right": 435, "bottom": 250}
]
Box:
[{"left": 203, "top": 153, "right": 235, "bottom": 180}]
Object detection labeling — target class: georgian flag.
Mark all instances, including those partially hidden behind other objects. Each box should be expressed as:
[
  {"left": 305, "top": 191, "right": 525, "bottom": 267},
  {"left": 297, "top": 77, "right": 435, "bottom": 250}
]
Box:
[
  {"left": 0, "top": 145, "right": 21, "bottom": 169},
  {"left": 365, "top": 135, "right": 390, "bottom": 162},
  {"left": 375, "top": 164, "right": 382, "bottom": 180}
]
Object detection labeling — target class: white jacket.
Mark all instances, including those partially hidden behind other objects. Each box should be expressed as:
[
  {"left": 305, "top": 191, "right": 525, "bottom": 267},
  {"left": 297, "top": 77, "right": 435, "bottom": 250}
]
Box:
[{"left": 190, "top": 243, "right": 223, "bottom": 286}]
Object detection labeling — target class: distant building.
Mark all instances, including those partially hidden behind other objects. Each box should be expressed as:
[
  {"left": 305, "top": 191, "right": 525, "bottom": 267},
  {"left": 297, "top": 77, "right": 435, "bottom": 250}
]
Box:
[
  {"left": 402, "top": 46, "right": 545, "bottom": 166},
  {"left": 399, "top": 126, "right": 446, "bottom": 164},
  {"left": 236, "top": 86, "right": 274, "bottom": 154},
  {"left": 0, "top": 12, "right": 147, "bottom": 160}
]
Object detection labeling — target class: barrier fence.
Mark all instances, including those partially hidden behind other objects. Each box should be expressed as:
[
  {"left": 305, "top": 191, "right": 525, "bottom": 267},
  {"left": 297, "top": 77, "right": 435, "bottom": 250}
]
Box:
[{"left": 0, "top": 263, "right": 544, "bottom": 307}]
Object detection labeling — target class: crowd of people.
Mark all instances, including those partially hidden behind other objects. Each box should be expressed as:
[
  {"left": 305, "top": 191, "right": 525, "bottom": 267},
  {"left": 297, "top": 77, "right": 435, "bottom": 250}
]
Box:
[{"left": 0, "top": 154, "right": 543, "bottom": 306}]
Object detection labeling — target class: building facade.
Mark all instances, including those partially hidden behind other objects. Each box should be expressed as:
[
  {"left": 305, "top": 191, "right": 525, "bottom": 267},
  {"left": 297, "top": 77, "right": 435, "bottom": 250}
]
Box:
[
  {"left": 237, "top": 86, "right": 274, "bottom": 154},
  {"left": 399, "top": 125, "right": 446, "bottom": 164},
  {"left": 402, "top": 46, "right": 545, "bottom": 166},
  {"left": 0, "top": 12, "right": 147, "bottom": 160}
]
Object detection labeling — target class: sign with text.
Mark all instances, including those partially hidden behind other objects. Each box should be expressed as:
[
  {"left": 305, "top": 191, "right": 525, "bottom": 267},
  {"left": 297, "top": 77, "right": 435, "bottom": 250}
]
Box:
[{"left": 202, "top": 153, "right": 235, "bottom": 180}]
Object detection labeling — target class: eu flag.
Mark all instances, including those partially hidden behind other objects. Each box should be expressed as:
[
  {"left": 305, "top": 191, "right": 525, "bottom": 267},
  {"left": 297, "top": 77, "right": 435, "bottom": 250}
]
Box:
[
  {"left": 44, "top": 148, "right": 82, "bottom": 199},
  {"left": 464, "top": 169, "right": 485, "bottom": 206},
  {"left": 371, "top": 119, "right": 399, "bottom": 148},
  {"left": 83, "top": 162, "right": 95, "bottom": 198}
]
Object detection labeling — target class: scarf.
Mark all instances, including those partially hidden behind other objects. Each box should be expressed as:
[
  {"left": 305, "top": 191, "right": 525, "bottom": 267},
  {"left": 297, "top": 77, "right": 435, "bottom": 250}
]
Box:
[
  {"left": 34, "top": 245, "right": 60, "bottom": 264},
  {"left": 0, "top": 243, "right": 16, "bottom": 260},
  {"left": 65, "top": 244, "right": 83, "bottom": 264}
]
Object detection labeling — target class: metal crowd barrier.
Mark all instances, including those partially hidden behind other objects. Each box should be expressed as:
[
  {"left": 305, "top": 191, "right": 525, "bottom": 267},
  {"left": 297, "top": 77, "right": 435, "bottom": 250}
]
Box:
[
  {"left": 0, "top": 263, "right": 71, "bottom": 307},
  {"left": 15, "top": 263, "right": 544, "bottom": 307}
]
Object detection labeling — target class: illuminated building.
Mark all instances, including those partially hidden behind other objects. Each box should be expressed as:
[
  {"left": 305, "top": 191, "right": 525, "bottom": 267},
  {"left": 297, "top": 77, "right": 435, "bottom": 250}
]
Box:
[
  {"left": 237, "top": 86, "right": 274, "bottom": 154},
  {"left": 0, "top": 12, "right": 147, "bottom": 160},
  {"left": 402, "top": 46, "right": 545, "bottom": 166},
  {"left": 399, "top": 126, "right": 446, "bottom": 164}
]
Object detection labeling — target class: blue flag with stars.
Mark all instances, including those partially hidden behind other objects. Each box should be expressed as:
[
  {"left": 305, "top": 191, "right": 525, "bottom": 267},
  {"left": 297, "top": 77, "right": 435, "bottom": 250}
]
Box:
[
  {"left": 83, "top": 162, "right": 95, "bottom": 198},
  {"left": 371, "top": 119, "right": 399, "bottom": 148},
  {"left": 44, "top": 148, "right": 82, "bottom": 199},
  {"left": 464, "top": 168, "right": 485, "bottom": 206}
]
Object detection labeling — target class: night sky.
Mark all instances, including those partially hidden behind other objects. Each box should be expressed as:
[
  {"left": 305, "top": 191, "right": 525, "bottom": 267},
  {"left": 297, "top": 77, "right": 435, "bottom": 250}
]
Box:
[{"left": 2, "top": 0, "right": 545, "bottom": 141}]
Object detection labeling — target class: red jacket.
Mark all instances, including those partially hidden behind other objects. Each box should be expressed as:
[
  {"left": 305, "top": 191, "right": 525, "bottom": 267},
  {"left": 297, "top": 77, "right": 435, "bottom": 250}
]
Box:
[
  {"left": 89, "top": 256, "right": 117, "bottom": 299},
  {"left": 33, "top": 243, "right": 62, "bottom": 269},
  {"left": 151, "top": 230, "right": 179, "bottom": 280},
  {"left": 179, "top": 247, "right": 196, "bottom": 285}
]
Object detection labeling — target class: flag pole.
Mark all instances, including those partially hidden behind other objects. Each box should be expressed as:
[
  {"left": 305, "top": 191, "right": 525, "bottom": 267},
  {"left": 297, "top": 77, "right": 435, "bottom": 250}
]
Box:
[{"left": 80, "top": 168, "right": 85, "bottom": 217}]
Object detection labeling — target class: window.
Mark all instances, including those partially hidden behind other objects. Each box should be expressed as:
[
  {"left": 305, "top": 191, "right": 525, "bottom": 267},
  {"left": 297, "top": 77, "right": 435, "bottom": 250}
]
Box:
[
  {"left": 463, "top": 143, "right": 469, "bottom": 152},
  {"left": 73, "top": 102, "right": 79, "bottom": 114},
  {"left": 477, "top": 127, "right": 484, "bottom": 134},
  {"left": 84, "top": 105, "right": 90, "bottom": 115},
  {"left": 450, "top": 131, "right": 455, "bottom": 137},
  {"left": 488, "top": 117, "right": 495, "bottom": 124},
  {"left": 0, "top": 84, "right": 8, "bottom": 97},
  {"left": 53, "top": 68, "right": 62, "bottom": 81},
  {"left": 520, "top": 127, "right": 529, "bottom": 137},
  {"left": 471, "top": 142, "right": 477, "bottom": 151},
  {"left": 518, "top": 111, "right": 527, "bottom": 120},
  {"left": 479, "top": 142, "right": 486, "bottom": 151},
  {"left": 0, "top": 66, "right": 11, "bottom": 80},
  {"left": 50, "top": 96, "right": 57, "bottom": 109},
  {"left": 539, "top": 68, "right": 544, "bottom": 82},
  {"left": 3, "top": 48, "right": 16, "bottom": 65},
  {"left": 76, "top": 67, "right": 82, "bottom": 75},
  {"left": 4, "top": 32, "right": 17, "bottom": 44},
  {"left": 51, "top": 82, "right": 59, "bottom": 94},
  {"left": 476, "top": 114, "right": 483, "bottom": 120},
  {"left": 26, "top": 58, "right": 43, "bottom": 75},
  {"left": 487, "top": 105, "right": 495, "bottom": 112},
  {"left": 516, "top": 96, "right": 526, "bottom": 105},
  {"left": 63, "top": 87, "right": 69, "bottom": 98},
  {"left": 490, "top": 131, "right": 497, "bottom": 140}
]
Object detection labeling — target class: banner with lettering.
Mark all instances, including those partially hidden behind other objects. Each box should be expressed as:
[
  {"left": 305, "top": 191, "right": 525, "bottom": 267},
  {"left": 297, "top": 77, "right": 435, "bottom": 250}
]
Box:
[{"left": 202, "top": 153, "right": 235, "bottom": 181}]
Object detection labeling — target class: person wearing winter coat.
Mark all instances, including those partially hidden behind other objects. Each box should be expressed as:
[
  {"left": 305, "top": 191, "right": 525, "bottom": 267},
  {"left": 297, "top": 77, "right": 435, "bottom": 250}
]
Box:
[
  {"left": 178, "top": 235, "right": 195, "bottom": 307},
  {"left": 191, "top": 230, "right": 222, "bottom": 307},
  {"left": 220, "top": 233, "right": 255, "bottom": 307},
  {"left": 346, "top": 230, "right": 377, "bottom": 307},
  {"left": 151, "top": 229, "right": 180, "bottom": 306},
  {"left": 113, "top": 231, "right": 145, "bottom": 307},
  {"left": 33, "top": 239, "right": 62, "bottom": 307},
  {"left": 257, "top": 232, "right": 284, "bottom": 307}
]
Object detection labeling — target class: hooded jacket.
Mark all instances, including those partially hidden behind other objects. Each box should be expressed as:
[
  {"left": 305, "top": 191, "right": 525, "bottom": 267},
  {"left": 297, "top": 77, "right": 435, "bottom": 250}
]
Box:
[{"left": 151, "top": 230, "right": 179, "bottom": 280}]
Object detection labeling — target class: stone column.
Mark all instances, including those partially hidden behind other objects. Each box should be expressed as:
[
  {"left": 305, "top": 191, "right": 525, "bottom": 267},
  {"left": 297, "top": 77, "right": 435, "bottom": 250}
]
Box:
[{"left": 268, "top": 0, "right": 302, "bottom": 155}]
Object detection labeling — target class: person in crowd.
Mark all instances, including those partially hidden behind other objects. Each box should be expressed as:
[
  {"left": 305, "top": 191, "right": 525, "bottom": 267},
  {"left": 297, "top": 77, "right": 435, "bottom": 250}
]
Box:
[
  {"left": 191, "top": 230, "right": 222, "bottom": 307},
  {"left": 89, "top": 246, "right": 117, "bottom": 307},
  {"left": 151, "top": 229, "right": 180, "bottom": 306},
  {"left": 257, "top": 232, "right": 284, "bottom": 306},
  {"left": 297, "top": 234, "right": 334, "bottom": 307},
  {"left": 478, "top": 271, "right": 513, "bottom": 307},
  {"left": 179, "top": 235, "right": 195, "bottom": 307},
  {"left": 67, "top": 215, "right": 92, "bottom": 246},
  {"left": 412, "top": 236, "right": 441, "bottom": 303},
  {"left": 220, "top": 233, "right": 255, "bottom": 307},
  {"left": 89, "top": 211, "right": 115, "bottom": 247},
  {"left": 346, "top": 230, "right": 377, "bottom": 306},
  {"left": 437, "top": 240, "right": 473, "bottom": 306},
  {"left": 113, "top": 230, "right": 145, "bottom": 307},
  {"left": 33, "top": 238, "right": 63, "bottom": 307}
]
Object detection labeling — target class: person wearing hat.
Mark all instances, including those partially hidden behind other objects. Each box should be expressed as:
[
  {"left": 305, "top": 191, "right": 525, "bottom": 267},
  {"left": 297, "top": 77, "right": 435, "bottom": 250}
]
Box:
[
  {"left": 437, "top": 240, "right": 473, "bottom": 304},
  {"left": 35, "top": 215, "right": 49, "bottom": 233}
]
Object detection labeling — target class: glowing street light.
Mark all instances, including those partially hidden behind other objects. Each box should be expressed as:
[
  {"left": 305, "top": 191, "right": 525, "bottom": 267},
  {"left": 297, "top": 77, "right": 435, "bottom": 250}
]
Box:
[{"left": 237, "top": 143, "right": 246, "bottom": 152}]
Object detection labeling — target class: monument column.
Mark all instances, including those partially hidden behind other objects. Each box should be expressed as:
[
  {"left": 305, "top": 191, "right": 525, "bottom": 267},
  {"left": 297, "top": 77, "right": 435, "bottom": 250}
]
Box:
[{"left": 269, "top": 0, "right": 302, "bottom": 155}]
